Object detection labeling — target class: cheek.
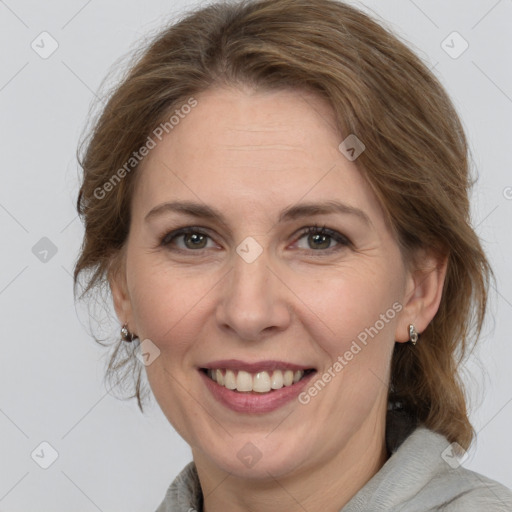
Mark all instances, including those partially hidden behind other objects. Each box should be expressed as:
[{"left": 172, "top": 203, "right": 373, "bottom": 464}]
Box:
[
  {"left": 291, "top": 263, "right": 402, "bottom": 357},
  {"left": 126, "top": 254, "right": 215, "bottom": 352}
]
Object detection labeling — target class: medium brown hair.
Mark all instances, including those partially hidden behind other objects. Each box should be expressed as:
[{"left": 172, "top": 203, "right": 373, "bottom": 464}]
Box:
[{"left": 74, "top": 0, "right": 492, "bottom": 449}]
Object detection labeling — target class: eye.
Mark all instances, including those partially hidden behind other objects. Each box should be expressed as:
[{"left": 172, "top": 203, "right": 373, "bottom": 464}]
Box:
[
  {"left": 294, "top": 225, "right": 351, "bottom": 252},
  {"left": 160, "top": 227, "right": 216, "bottom": 251},
  {"left": 159, "top": 224, "right": 351, "bottom": 254}
]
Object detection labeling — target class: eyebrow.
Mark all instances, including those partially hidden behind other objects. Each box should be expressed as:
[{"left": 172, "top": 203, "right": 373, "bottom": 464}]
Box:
[{"left": 144, "top": 199, "right": 372, "bottom": 227}]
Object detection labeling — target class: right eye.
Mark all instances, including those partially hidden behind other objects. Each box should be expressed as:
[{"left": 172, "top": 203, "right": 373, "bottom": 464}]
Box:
[{"left": 160, "top": 227, "right": 217, "bottom": 251}]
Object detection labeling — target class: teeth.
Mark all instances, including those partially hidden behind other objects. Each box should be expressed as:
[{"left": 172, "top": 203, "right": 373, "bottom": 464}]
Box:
[
  {"left": 271, "top": 370, "right": 283, "bottom": 389},
  {"left": 224, "top": 369, "right": 236, "bottom": 390},
  {"left": 283, "top": 370, "right": 294, "bottom": 386},
  {"left": 205, "top": 368, "right": 307, "bottom": 393},
  {"left": 236, "top": 370, "right": 253, "bottom": 392},
  {"left": 253, "top": 371, "right": 271, "bottom": 393}
]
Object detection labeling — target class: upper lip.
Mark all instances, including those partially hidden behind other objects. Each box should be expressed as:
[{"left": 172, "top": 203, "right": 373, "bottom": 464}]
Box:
[{"left": 200, "top": 359, "right": 316, "bottom": 373}]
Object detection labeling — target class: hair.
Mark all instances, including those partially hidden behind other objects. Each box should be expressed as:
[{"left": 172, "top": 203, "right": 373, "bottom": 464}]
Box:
[{"left": 74, "top": 0, "right": 492, "bottom": 449}]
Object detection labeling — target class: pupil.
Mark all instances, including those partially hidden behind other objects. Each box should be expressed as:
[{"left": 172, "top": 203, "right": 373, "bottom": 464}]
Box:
[
  {"left": 186, "top": 233, "right": 206, "bottom": 249},
  {"left": 310, "top": 233, "right": 330, "bottom": 249}
]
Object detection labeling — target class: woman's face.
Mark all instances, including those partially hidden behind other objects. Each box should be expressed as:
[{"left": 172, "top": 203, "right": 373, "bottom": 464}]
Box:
[{"left": 112, "top": 86, "right": 422, "bottom": 479}]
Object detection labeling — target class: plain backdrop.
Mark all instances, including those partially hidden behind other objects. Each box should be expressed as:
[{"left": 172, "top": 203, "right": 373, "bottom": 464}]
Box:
[{"left": 0, "top": 0, "right": 511, "bottom": 510}]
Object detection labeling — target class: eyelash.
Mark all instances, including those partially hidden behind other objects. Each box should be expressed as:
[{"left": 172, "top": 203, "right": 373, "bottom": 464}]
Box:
[{"left": 159, "top": 224, "right": 352, "bottom": 255}]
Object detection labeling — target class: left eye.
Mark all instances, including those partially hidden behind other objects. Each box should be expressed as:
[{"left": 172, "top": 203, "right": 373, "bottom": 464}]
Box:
[{"left": 295, "top": 226, "right": 350, "bottom": 251}]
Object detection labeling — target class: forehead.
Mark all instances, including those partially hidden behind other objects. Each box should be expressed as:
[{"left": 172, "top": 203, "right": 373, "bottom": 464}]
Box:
[{"left": 133, "top": 86, "right": 385, "bottom": 226}]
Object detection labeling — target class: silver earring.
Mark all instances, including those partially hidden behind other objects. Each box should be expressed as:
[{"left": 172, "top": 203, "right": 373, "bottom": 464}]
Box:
[
  {"left": 408, "top": 324, "right": 419, "bottom": 345},
  {"left": 121, "top": 323, "right": 136, "bottom": 342}
]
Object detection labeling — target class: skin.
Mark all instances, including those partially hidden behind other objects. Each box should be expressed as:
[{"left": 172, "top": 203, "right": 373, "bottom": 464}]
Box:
[{"left": 111, "top": 85, "right": 447, "bottom": 512}]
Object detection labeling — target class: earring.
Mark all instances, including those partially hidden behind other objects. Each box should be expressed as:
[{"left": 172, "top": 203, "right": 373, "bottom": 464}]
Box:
[
  {"left": 408, "top": 324, "right": 419, "bottom": 345},
  {"left": 120, "top": 323, "right": 137, "bottom": 342}
]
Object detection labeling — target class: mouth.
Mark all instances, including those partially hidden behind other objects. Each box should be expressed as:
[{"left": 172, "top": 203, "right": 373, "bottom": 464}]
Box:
[
  {"left": 198, "top": 359, "right": 318, "bottom": 413},
  {"left": 200, "top": 367, "right": 316, "bottom": 394}
]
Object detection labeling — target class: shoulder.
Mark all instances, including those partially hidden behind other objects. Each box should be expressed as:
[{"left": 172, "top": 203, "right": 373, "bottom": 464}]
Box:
[
  {"left": 428, "top": 465, "right": 512, "bottom": 511},
  {"left": 396, "top": 427, "right": 512, "bottom": 511},
  {"left": 154, "top": 461, "right": 202, "bottom": 512},
  {"left": 343, "top": 426, "right": 512, "bottom": 511}
]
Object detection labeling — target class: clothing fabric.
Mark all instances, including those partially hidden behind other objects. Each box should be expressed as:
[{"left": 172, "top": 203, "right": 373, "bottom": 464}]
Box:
[{"left": 155, "top": 425, "right": 512, "bottom": 511}]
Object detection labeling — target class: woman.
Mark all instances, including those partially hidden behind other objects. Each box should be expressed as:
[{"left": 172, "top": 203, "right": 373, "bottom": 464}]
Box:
[{"left": 73, "top": 0, "right": 512, "bottom": 510}]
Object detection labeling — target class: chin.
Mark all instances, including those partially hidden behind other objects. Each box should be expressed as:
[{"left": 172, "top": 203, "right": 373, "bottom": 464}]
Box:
[{"left": 198, "top": 433, "right": 315, "bottom": 481}]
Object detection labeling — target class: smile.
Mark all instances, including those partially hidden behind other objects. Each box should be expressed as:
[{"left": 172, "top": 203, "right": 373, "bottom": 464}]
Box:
[
  {"left": 199, "top": 360, "right": 318, "bottom": 413},
  {"left": 203, "top": 368, "right": 315, "bottom": 393}
]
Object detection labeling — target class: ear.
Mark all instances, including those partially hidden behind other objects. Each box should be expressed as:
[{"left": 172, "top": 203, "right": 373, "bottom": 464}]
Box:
[
  {"left": 394, "top": 249, "right": 448, "bottom": 343},
  {"left": 108, "top": 250, "right": 135, "bottom": 331}
]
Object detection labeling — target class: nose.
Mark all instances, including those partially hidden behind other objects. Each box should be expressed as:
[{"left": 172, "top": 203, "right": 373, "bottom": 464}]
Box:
[{"left": 215, "top": 249, "right": 292, "bottom": 341}]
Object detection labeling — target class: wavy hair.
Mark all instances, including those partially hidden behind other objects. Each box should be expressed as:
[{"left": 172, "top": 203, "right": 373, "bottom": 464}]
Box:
[{"left": 74, "top": 0, "right": 492, "bottom": 449}]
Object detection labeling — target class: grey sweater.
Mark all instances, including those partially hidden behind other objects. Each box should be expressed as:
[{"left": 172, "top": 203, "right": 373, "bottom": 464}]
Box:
[{"left": 155, "top": 426, "right": 512, "bottom": 511}]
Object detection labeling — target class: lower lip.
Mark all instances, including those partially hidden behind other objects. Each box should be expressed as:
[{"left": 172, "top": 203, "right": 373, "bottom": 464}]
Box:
[{"left": 199, "top": 369, "right": 317, "bottom": 413}]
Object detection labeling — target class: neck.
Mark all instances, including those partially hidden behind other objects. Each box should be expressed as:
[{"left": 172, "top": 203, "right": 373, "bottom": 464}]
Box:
[{"left": 194, "top": 412, "right": 388, "bottom": 512}]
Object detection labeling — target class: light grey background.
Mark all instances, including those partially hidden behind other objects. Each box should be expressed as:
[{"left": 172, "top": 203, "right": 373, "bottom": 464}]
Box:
[{"left": 0, "top": 0, "right": 511, "bottom": 510}]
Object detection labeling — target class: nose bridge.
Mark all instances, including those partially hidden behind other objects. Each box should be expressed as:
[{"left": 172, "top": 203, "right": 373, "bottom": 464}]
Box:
[{"left": 216, "top": 246, "right": 291, "bottom": 339}]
